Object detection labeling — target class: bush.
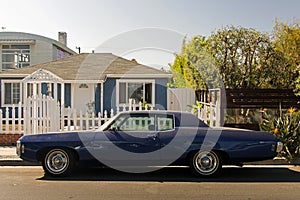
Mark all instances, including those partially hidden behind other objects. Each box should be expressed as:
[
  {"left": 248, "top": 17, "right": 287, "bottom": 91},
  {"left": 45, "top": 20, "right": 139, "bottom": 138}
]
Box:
[{"left": 260, "top": 108, "right": 300, "bottom": 161}]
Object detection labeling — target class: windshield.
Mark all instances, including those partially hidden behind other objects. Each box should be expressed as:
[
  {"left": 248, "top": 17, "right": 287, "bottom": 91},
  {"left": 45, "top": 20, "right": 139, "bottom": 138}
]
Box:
[{"left": 98, "top": 114, "right": 120, "bottom": 131}]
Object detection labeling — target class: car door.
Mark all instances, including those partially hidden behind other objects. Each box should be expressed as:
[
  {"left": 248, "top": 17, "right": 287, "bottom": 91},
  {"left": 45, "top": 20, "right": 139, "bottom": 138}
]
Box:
[
  {"left": 108, "top": 113, "right": 161, "bottom": 153},
  {"left": 156, "top": 113, "right": 189, "bottom": 163},
  {"left": 92, "top": 113, "right": 161, "bottom": 157}
]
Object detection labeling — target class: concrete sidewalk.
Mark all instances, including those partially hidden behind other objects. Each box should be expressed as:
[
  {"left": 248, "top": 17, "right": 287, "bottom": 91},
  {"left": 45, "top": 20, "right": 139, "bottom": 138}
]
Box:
[{"left": 0, "top": 146, "right": 39, "bottom": 166}]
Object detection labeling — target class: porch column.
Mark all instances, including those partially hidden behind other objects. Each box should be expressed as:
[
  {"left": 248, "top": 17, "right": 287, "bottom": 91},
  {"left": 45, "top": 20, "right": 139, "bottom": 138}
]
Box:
[
  {"left": 23, "top": 82, "right": 27, "bottom": 104},
  {"left": 54, "top": 82, "right": 58, "bottom": 102},
  {"left": 33, "top": 82, "right": 37, "bottom": 96},
  {"left": 38, "top": 82, "right": 42, "bottom": 96},
  {"left": 101, "top": 82, "right": 104, "bottom": 116},
  {"left": 61, "top": 83, "right": 65, "bottom": 107}
]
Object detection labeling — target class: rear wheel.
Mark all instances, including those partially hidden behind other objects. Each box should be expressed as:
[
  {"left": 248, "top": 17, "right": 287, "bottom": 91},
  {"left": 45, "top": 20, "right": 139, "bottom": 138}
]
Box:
[
  {"left": 190, "top": 150, "right": 222, "bottom": 177},
  {"left": 42, "top": 148, "right": 76, "bottom": 177}
]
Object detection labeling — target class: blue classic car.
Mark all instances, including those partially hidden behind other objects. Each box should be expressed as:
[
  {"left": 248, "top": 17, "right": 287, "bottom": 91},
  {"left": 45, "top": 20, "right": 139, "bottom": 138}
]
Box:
[{"left": 17, "top": 111, "right": 283, "bottom": 177}]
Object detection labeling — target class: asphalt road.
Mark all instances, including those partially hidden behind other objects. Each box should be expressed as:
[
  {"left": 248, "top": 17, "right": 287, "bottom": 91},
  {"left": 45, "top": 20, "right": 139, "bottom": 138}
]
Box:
[{"left": 1, "top": 166, "right": 300, "bottom": 200}]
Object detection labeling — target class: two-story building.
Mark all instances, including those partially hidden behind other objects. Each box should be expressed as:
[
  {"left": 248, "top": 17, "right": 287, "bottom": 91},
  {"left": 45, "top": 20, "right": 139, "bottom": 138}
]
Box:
[{"left": 0, "top": 32, "right": 76, "bottom": 71}]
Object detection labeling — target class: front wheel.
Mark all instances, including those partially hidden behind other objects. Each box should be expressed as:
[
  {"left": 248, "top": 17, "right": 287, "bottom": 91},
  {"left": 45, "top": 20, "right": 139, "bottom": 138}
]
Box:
[
  {"left": 42, "top": 148, "right": 76, "bottom": 177},
  {"left": 189, "top": 150, "right": 222, "bottom": 177}
]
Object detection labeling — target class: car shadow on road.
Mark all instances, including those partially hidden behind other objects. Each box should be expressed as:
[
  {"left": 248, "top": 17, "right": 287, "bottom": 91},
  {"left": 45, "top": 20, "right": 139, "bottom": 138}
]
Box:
[{"left": 38, "top": 166, "right": 300, "bottom": 182}]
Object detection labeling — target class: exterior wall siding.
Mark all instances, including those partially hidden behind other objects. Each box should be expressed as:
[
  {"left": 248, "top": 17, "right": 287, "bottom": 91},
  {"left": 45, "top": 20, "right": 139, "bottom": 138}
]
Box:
[
  {"left": 0, "top": 32, "right": 76, "bottom": 71},
  {"left": 102, "top": 78, "right": 168, "bottom": 113},
  {"left": 30, "top": 40, "right": 53, "bottom": 65},
  {"left": 103, "top": 79, "right": 117, "bottom": 113},
  {"left": 155, "top": 78, "right": 168, "bottom": 110},
  {"left": 95, "top": 83, "right": 101, "bottom": 114}
]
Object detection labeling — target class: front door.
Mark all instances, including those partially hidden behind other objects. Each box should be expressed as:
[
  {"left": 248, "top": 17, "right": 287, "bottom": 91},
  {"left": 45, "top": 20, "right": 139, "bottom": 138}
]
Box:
[{"left": 73, "top": 83, "right": 94, "bottom": 113}]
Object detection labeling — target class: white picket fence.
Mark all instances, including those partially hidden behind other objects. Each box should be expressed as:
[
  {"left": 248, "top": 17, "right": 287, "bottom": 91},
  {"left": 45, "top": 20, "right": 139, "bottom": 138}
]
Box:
[
  {"left": 0, "top": 93, "right": 221, "bottom": 135},
  {"left": 0, "top": 103, "right": 24, "bottom": 134},
  {"left": 0, "top": 95, "right": 155, "bottom": 135},
  {"left": 197, "top": 101, "right": 220, "bottom": 127}
]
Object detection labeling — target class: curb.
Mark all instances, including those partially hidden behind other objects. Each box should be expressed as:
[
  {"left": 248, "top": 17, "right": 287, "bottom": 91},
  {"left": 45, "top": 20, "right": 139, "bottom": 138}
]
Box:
[{"left": 0, "top": 159, "right": 40, "bottom": 166}]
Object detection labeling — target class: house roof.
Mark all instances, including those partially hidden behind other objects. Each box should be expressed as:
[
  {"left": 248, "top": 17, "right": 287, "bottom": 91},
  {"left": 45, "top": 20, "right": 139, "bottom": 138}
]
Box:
[
  {"left": 0, "top": 32, "right": 77, "bottom": 55},
  {"left": 0, "top": 53, "right": 172, "bottom": 81}
]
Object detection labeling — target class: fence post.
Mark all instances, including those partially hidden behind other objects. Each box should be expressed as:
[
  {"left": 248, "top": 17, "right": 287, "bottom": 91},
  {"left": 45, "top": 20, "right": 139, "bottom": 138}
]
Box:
[
  {"left": 203, "top": 104, "right": 207, "bottom": 124},
  {"left": 0, "top": 110, "right": 2, "bottom": 134},
  {"left": 85, "top": 111, "right": 89, "bottom": 130},
  {"left": 18, "top": 102, "right": 22, "bottom": 134},
  {"left": 215, "top": 100, "right": 220, "bottom": 127},
  {"left": 97, "top": 112, "right": 101, "bottom": 127},
  {"left": 12, "top": 105, "right": 16, "bottom": 134},
  {"left": 60, "top": 104, "right": 64, "bottom": 131},
  {"left": 5, "top": 107, "right": 9, "bottom": 134},
  {"left": 104, "top": 110, "right": 108, "bottom": 121},
  {"left": 91, "top": 112, "right": 95, "bottom": 130},
  {"left": 129, "top": 99, "right": 132, "bottom": 111},
  {"left": 79, "top": 110, "right": 83, "bottom": 130},
  {"left": 73, "top": 109, "right": 77, "bottom": 130},
  {"left": 110, "top": 109, "right": 114, "bottom": 117},
  {"left": 67, "top": 107, "right": 71, "bottom": 131}
]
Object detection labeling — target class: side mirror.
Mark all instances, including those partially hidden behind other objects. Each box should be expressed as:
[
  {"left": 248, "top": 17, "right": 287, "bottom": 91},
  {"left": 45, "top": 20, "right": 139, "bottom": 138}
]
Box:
[{"left": 109, "top": 126, "right": 119, "bottom": 131}]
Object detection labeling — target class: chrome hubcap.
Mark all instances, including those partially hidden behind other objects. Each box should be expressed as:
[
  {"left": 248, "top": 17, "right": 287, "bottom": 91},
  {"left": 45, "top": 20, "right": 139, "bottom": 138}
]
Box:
[
  {"left": 46, "top": 150, "right": 69, "bottom": 174},
  {"left": 194, "top": 151, "right": 218, "bottom": 175}
]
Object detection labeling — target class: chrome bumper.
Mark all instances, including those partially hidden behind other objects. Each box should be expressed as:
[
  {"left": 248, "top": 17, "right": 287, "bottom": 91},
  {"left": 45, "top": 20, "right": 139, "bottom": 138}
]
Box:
[
  {"left": 16, "top": 141, "right": 21, "bottom": 157},
  {"left": 276, "top": 141, "right": 283, "bottom": 153}
]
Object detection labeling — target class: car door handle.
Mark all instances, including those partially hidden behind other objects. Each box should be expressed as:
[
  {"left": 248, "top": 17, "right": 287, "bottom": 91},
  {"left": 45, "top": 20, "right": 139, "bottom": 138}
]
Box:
[{"left": 147, "top": 134, "right": 157, "bottom": 140}]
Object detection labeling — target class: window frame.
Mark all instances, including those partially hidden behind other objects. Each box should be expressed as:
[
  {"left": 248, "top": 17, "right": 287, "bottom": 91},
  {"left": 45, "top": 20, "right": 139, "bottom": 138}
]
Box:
[
  {"left": 2, "top": 44, "right": 31, "bottom": 70},
  {"left": 116, "top": 79, "right": 155, "bottom": 107},
  {"left": 1, "top": 80, "right": 22, "bottom": 107},
  {"left": 156, "top": 114, "right": 175, "bottom": 132}
]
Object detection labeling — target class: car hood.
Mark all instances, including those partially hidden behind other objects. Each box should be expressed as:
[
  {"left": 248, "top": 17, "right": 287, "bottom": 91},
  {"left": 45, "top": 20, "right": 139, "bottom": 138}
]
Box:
[{"left": 19, "top": 131, "right": 97, "bottom": 143}]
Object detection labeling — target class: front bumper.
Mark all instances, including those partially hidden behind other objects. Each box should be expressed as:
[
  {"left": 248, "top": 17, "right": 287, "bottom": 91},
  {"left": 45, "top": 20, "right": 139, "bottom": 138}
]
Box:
[
  {"left": 16, "top": 140, "right": 24, "bottom": 157},
  {"left": 276, "top": 141, "right": 283, "bottom": 153}
]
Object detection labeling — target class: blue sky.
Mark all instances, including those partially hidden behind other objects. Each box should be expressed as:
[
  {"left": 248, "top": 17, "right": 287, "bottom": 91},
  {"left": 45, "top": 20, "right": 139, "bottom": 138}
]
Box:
[{"left": 1, "top": 0, "right": 300, "bottom": 68}]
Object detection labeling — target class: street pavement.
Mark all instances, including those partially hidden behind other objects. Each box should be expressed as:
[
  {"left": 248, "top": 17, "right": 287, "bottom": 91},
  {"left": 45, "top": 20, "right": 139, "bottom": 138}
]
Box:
[{"left": 1, "top": 166, "right": 300, "bottom": 200}]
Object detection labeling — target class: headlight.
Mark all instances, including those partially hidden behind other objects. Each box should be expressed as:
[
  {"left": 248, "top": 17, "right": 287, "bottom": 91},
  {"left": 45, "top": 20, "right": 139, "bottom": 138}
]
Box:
[
  {"left": 276, "top": 142, "right": 283, "bottom": 153},
  {"left": 16, "top": 141, "right": 24, "bottom": 157}
]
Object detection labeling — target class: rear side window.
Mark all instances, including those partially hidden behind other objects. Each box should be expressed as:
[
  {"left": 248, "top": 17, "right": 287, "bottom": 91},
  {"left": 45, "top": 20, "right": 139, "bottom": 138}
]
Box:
[
  {"left": 156, "top": 114, "right": 174, "bottom": 131},
  {"left": 175, "top": 113, "right": 208, "bottom": 128}
]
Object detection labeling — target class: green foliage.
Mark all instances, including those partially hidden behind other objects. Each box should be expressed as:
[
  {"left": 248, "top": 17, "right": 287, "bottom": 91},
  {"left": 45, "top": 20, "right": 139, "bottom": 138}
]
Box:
[
  {"left": 273, "top": 20, "right": 300, "bottom": 93},
  {"left": 169, "top": 22, "right": 300, "bottom": 90},
  {"left": 168, "top": 54, "right": 190, "bottom": 88},
  {"left": 187, "top": 100, "right": 203, "bottom": 114},
  {"left": 208, "top": 26, "right": 281, "bottom": 89},
  {"left": 169, "top": 35, "right": 221, "bottom": 90},
  {"left": 260, "top": 108, "right": 300, "bottom": 161}
]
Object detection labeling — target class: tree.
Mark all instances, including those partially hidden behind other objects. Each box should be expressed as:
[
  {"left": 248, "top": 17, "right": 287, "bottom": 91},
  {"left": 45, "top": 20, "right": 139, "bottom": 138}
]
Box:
[
  {"left": 168, "top": 54, "right": 189, "bottom": 88},
  {"left": 169, "top": 35, "right": 219, "bottom": 90},
  {"left": 170, "top": 24, "right": 297, "bottom": 90},
  {"left": 273, "top": 19, "right": 300, "bottom": 91},
  {"left": 208, "top": 26, "right": 277, "bottom": 89}
]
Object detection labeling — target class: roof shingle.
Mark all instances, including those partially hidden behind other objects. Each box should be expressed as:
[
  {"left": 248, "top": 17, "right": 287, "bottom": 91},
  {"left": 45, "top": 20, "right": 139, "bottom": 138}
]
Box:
[{"left": 0, "top": 53, "right": 171, "bottom": 80}]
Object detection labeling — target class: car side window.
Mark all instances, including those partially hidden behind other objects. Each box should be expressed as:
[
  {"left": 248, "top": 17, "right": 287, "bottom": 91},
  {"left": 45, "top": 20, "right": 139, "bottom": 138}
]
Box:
[
  {"left": 117, "top": 114, "right": 155, "bottom": 131},
  {"left": 157, "top": 114, "right": 174, "bottom": 131}
]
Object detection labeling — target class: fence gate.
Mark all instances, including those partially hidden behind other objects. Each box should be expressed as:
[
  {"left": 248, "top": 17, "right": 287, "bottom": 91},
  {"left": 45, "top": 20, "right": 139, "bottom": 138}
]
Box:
[{"left": 24, "top": 94, "right": 60, "bottom": 135}]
